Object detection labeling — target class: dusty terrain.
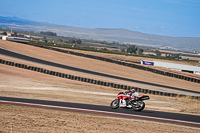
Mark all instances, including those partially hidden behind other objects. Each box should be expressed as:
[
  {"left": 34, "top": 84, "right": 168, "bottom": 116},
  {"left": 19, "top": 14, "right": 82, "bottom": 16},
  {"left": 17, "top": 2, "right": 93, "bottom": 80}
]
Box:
[
  {"left": 0, "top": 57, "right": 200, "bottom": 114},
  {"left": 145, "top": 50, "right": 200, "bottom": 62},
  {"left": 58, "top": 47, "right": 200, "bottom": 78},
  {"left": 1, "top": 104, "right": 200, "bottom": 133},
  {"left": 56, "top": 46, "right": 200, "bottom": 81},
  {"left": 58, "top": 46, "right": 200, "bottom": 67},
  {"left": 0, "top": 40, "right": 200, "bottom": 93},
  {"left": 0, "top": 40, "right": 200, "bottom": 132}
]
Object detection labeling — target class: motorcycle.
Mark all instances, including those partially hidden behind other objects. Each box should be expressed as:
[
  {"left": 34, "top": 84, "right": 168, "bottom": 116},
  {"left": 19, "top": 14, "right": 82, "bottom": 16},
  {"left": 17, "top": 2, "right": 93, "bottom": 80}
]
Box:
[{"left": 110, "top": 92, "right": 150, "bottom": 111}]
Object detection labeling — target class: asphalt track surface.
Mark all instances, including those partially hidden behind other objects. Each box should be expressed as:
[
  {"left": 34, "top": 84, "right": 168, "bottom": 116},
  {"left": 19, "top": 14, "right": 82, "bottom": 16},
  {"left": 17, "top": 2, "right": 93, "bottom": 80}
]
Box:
[
  {"left": 0, "top": 96, "right": 200, "bottom": 126},
  {"left": 0, "top": 47, "right": 200, "bottom": 96},
  {"left": 1, "top": 47, "right": 200, "bottom": 127}
]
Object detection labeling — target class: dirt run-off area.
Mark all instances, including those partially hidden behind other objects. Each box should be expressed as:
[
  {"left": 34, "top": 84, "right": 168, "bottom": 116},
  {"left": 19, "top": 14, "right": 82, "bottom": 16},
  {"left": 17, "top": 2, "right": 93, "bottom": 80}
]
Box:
[
  {"left": 0, "top": 40, "right": 200, "bottom": 93},
  {"left": 1, "top": 104, "right": 200, "bottom": 133},
  {"left": 0, "top": 40, "right": 200, "bottom": 132}
]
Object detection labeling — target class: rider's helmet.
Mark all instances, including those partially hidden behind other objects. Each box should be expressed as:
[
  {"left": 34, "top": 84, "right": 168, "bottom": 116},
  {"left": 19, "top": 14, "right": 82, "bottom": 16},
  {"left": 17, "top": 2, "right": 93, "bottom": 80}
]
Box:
[{"left": 130, "top": 89, "right": 135, "bottom": 93}]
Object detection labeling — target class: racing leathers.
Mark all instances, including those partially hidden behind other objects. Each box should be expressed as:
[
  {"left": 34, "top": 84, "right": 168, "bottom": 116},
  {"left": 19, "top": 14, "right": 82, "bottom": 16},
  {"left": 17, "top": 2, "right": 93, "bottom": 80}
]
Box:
[{"left": 119, "top": 89, "right": 139, "bottom": 107}]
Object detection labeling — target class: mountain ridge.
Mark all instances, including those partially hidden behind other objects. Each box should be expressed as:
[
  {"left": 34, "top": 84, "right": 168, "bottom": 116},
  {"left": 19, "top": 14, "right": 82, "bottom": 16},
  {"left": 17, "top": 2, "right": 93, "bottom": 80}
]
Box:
[{"left": 0, "top": 16, "right": 200, "bottom": 52}]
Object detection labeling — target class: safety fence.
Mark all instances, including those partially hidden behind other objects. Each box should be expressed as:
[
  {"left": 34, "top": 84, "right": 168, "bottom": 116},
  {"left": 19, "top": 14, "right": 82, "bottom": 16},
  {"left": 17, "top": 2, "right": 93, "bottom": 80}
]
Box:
[
  {"left": 27, "top": 43, "right": 200, "bottom": 84},
  {"left": 0, "top": 58, "right": 199, "bottom": 99}
]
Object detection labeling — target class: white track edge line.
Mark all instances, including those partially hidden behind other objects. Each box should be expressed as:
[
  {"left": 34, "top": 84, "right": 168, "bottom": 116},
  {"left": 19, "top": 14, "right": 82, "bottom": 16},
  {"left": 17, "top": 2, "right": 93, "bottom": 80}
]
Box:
[{"left": 0, "top": 100, "right": 200, "bottom": 126}]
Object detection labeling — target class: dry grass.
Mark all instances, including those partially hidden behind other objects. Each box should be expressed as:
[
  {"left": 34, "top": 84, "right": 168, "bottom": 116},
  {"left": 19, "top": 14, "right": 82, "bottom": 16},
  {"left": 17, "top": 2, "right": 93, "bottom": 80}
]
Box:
[
  {"left": 0, "top": 104, "right": 200, "bottom": 133},
  {"left": 58, "top": 45, "right": 200, "bottom": 67},
  {"left": 174, "top": 96, "right": 200, "bottom": 113},
  {"left": 0, "top": 40, "right": 200, "bottom": 93},
  {"left": 0, "top": 63, "right": 200, "bottom": 115},
  {"left": 0, "top": 40, "right": 200, "bottom": 132},
  {"left": 145, "top": 95, "right": 200, "bottom": 114}
]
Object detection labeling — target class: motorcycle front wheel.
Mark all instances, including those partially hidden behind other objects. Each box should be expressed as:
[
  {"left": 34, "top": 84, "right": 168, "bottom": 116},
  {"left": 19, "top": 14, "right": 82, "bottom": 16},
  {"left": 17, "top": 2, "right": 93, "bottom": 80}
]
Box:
[
  {"left": 110, "top": 99, "right": 119, "bottom": 109},
  {"left": 132, "top": 101, "right": 145, "bottom": 111}
]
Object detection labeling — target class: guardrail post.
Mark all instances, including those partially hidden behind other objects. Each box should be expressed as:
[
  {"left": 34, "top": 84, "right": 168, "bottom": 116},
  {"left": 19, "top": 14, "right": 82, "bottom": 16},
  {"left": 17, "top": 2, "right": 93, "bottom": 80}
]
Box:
[
  {"left": 5, "top": 61, "right": 10, "bottom": 65},
  {"left": 50, "top": 71, "right": 55, "bottom": 75},
  {"left": 97, "top": 80, "right": 100, "bottom": 85},
  {"left": 123, "top": 85, "right": 127, "bottom": 90},
  {"left": 179, "top": 94, "right": 187, "bottom": 98},
  {"left": 89, "top": 79, "right": 93, "bottom": 83},
  {"left": 27, "top": 66, "right": 32, "bottom": 70},
  {"left": 109, "top": 83, "right": 113, "bottom": 87},
  {"left": 120, "top": 85, "right": 124, "bottom": 89},
  {"left": 77, "top": 76, "right": 81, "bottom": 81},
  {"left": 74, "top": 76, "right": 77, "bottom": 80},
  {"left": 143, "top": 89, "right": 148, "bottom": 94},
  {"left": 103, "top": 82, "right": 107, "bottom": 86},
  {"left": 46, "top": 70, "right": 50, "bottom": 74},
  {"left": 190, "top": 78, "right": 194, "bottom": 82},
  {"left": 151, "top": 91, "right": 155, "bottom": 95},
  {"left": 127, "top": 86, "right": 131, "bottom": 90},
  {"left": 23, "top": 65, "right": 27, "bottom": 69},
  {"left": 170, "top": 93, "right": 177, "bottom": 97},
  {"left": 148, "top": 90, "right": 152, "bottom": 94},
  {"left": 83, "top": 78, "right": 87, "bottom": 82},
  {"left": 68, "top": 75, "right": 72, "bottom": 79},
  {"left": 58, "top": 73, "right": 62, "bottom": 77},
  {"left": 14, "top": 63, "right": 18, "bottom": 67},
  {"left": 60, "top": 74, "right": 65, "bottom": 78},
  {"left": 112, "top": 84, "right": 116, "bottom": 88},
  {"left": 2, "top": 60, "right": 6, "bottom": 64},
  {"left": 106, "top": 82, "right": 110, "bottom": 86},
  {"left": 164, "top": 93, "right": 170, "bottom": 96},
  {"left": 9, "top": 62, "right": 14, "bottom": 66},
  {"left": 37, "top": 68, "right": 41, "bottom": 72},
  {"left": 93, "top": 80, "right": 97, "bottom": 84},
  {"left": 134, "top": 87, "right": 138, "bottom": 92},
  {"left": 137, "top": 88, "right": 141, "bottom": 92},
  {"left": 64, "top": 74, "right": 68, "bottom": 78},
  {"left": 116, "top": 84, "right": 120, "bottom": 88},
  {"left": 158, "top": 92, "right": 162, "bottom": 95},
  {"left": 87, "top": 78, "right": 91, "bottom": 83},
  {"left": 80, "top": 77, "right": 84, "bottom": 82},
  {"left": 155, "top": 91, "right": 160, "bottom": 95}
]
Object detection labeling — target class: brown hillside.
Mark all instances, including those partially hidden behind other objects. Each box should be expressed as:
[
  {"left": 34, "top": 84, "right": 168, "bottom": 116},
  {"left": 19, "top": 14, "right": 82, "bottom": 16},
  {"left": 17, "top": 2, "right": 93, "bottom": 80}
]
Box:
[{"left": 0, "top": 40, "right": 199, "bottom": 94}]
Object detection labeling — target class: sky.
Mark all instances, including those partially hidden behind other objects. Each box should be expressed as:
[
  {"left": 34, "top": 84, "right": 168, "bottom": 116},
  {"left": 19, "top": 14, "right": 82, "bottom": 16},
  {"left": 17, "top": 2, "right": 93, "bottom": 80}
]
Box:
[{"left": 0, "top": 0, "right": 199, "bottom": 37}]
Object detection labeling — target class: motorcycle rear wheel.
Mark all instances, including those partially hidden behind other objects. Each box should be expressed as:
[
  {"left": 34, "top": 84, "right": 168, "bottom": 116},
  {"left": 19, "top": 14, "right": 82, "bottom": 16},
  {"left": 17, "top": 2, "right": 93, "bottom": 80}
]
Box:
[
  {"left": 132, "top": 101, "right": 145, "bottom": 111},
  {"left": 110, "top": 99, "right": 119, "bottom": 109}
]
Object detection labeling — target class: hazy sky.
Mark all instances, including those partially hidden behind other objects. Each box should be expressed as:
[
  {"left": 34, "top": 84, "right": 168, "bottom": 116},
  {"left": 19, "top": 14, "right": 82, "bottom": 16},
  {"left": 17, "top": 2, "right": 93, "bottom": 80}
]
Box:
[{"left": 0, "top": 0, "right": 199, "bottom": 37}]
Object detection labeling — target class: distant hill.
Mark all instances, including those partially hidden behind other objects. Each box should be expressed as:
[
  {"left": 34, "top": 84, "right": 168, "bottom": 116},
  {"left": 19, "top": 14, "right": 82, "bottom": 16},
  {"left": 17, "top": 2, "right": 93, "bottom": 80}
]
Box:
[{"left": 0, "top": 16, "right": 200, "bottom": 52}]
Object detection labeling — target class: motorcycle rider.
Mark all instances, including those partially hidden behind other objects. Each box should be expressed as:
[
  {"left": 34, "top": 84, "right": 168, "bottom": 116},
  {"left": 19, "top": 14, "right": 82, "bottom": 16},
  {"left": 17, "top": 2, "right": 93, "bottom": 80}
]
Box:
[
  {"left": 120, "top": 89, "right": 139, "bottom": 98},
  {"left": 119, "top": 89, "right": 139, "bottom": 107}
]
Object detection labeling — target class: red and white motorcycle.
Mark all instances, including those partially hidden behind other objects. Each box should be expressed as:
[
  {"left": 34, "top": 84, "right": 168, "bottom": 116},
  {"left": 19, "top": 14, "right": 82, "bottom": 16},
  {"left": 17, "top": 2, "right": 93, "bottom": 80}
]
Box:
[{"left": 110, "top": 91, "right": 150, "bottom": 111}]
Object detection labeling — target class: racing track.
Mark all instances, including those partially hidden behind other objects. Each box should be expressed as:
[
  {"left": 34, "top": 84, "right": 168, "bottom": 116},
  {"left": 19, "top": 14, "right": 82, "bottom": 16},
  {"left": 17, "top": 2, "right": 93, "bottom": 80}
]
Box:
[
  {"left": 0, "top": 47, "right": 200, "bottom": 96},
  {"left": 1, "top": 47, "right": 200, "bottom": 127},
  {"left": 0, "top": 96, "right": 200, "bottom": 126}
]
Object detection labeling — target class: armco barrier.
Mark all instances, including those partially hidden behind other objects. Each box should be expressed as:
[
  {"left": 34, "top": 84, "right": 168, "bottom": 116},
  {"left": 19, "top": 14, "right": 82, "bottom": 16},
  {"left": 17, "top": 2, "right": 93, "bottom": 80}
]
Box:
[
  {"left": 1, "top": 58, "right": 199, "bottom": 99},
  {"left": 26, "top": 43, "right": 200, "bottom": 84}
]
